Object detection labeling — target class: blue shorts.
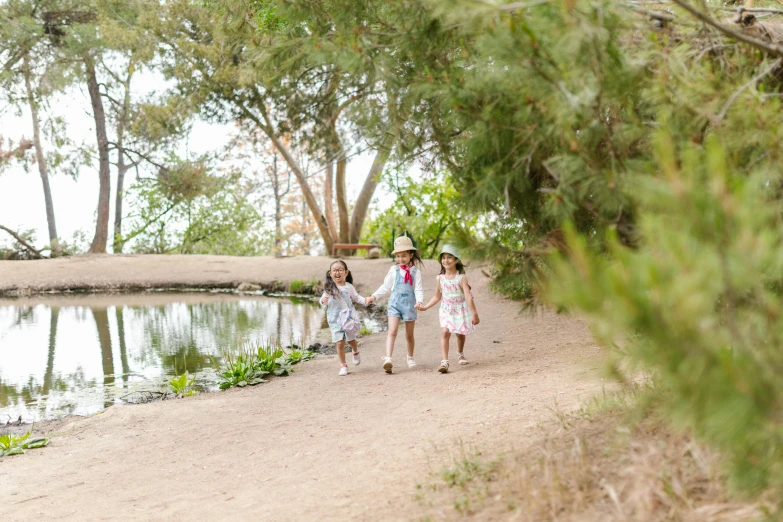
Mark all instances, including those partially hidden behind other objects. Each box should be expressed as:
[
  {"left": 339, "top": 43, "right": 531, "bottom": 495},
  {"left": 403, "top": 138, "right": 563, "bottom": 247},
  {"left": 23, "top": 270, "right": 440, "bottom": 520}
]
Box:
[{"left": 387, "top": 301, "right": 417, "bottom": 322}]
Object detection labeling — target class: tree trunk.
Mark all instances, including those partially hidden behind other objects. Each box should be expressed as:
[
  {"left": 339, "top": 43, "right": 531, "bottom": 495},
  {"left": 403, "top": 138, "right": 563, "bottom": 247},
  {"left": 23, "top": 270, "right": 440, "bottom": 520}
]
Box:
[
  {"left": 335, "top": 143, "right": 349, "bottom": 244},
  {"left": 272, "top": 154, "right": 283, "bottom": 256},
  {"left": 324, "top": 161, "right": 338, "bottom": 243},
  {"left": 84, "top": 54, "right": 112, "bottom": 254},
  {"left": 23, "top": 55, "right": 60, "bottom": 256},
  {"left": 113, "top": 78, "right": 131, "bottom": 253},
  {"left": 349, "top": 147, "right": 391, "bottom": 243},
  {"left": 266, "top": 131, "right": 335, "bottom": 254},
  {"left": 114, "top": 148, "right": 128, "bottom": 253},
  {"left": 237, "top": 102, "right": 337, "bottom": 254}
]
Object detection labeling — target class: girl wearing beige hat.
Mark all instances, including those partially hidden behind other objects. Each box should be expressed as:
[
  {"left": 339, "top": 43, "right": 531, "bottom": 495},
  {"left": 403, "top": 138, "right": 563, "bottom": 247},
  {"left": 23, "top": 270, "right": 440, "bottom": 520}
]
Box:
[{"left": 365, "top": 234, "right": 424, "bottom": 374}]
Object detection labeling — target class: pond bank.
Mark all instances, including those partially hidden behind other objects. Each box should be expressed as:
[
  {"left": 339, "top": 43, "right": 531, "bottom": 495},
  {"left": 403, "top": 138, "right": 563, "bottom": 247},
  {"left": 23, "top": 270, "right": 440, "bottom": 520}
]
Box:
[
  {"left": 0, "top": 255, "right": 607, "bottom": 521},
  {"left": 0, "top": 254, "right": 372, "bottom": 297}
]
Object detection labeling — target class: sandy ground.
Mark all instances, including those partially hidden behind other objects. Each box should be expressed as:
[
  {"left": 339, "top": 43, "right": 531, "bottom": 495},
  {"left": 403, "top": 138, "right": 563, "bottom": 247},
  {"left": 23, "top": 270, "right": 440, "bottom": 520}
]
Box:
[{"left": 0, "top": 255, "right": 605, "bottom": 521}]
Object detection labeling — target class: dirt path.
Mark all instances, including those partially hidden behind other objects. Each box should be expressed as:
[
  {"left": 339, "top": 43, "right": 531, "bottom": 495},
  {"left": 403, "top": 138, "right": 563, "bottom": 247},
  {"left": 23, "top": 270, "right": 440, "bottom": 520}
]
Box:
[{"left": 0, "top": 255, "right": 605, "bottom": 521}]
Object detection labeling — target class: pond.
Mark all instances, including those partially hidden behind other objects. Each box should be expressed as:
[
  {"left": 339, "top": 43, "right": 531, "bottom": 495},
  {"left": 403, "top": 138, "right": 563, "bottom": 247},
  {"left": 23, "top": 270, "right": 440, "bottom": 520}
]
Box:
[{"left": 0, "top": 292, "right": 382, "bottom": 423}]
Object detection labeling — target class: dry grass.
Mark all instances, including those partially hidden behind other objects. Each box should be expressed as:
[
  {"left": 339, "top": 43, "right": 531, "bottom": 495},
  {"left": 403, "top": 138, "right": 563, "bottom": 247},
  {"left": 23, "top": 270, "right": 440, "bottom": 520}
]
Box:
[{"left": 417, "top": 410, "right": 775, "bottom": 521}]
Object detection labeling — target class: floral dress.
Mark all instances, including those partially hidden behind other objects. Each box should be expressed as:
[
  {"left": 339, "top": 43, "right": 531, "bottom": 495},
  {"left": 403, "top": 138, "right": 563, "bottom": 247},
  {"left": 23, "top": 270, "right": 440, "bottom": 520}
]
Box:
[{"left": 438, "top": 274, "right": 474, "bottom": 335}]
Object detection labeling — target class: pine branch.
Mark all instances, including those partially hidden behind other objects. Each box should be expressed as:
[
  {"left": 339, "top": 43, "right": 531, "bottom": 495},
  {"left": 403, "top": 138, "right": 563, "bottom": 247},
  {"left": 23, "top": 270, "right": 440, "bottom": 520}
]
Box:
[{"left": 716, "top": 58, "right": 782, "bottom": 122}]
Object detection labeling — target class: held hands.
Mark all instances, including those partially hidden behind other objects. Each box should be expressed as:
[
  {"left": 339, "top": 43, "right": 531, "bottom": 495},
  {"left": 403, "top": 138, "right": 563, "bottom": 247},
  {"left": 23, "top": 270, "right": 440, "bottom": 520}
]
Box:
[
  {"left": 415, "top": 302, "right": 426, "bottom": 311},
  {"left": 365, "top": 295, "right": 376, "bottom": 306}
]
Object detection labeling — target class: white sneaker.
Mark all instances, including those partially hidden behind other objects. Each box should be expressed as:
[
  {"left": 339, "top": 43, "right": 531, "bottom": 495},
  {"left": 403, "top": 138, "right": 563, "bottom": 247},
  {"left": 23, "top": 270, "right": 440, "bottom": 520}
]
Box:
[
  {"left": 406, "top": 356, "right": 417, "bottom": 368},
  {"left": 382, "top": 357, "right": 393, "bottom": 374},
  {"left": 339, "top": 365, "right": 348, "bottom": 376},
  {"left": 352, "top": 351, "right": 361, "bottom": 366}
]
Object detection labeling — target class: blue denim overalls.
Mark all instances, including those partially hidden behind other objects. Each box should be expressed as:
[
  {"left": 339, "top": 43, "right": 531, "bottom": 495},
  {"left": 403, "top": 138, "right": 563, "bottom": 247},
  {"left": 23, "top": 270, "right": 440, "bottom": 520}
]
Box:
[{"left": 387, "top": 265, "right": 417, "bottom": 322}]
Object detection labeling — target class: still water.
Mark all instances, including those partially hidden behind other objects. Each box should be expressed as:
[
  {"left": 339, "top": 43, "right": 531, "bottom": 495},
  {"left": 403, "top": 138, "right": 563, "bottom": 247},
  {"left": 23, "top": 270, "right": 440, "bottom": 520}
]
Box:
[{"left": 0, "top": 292, "right": 374, "bottom": 423}]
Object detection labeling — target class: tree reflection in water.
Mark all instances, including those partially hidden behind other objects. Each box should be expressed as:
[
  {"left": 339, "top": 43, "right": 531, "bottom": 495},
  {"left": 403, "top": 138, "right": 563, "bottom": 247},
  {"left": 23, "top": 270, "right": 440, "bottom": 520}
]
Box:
[{"left": 0, "top": 294, "right": 326, "bottom": 422}]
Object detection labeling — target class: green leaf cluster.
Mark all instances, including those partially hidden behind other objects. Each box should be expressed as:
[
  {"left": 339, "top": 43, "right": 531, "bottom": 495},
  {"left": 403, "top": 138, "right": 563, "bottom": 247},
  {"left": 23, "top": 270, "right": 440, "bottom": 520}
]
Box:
[
  {"left": 213, "top": 340, "right": 313, "bottom": 390},
  {"left": 0, "top": 429, "right": 49, "bottom": 457}
]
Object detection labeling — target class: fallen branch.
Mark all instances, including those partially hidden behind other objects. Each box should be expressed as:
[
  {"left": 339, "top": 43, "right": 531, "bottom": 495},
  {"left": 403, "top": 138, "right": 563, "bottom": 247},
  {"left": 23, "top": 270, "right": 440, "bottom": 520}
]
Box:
[
  {"left": 0, "top": 224, "right": 43, "bottom": 259},
  {"left": 715, "top": 7, "right": 783, "bottom": 16},
  {"left": 669, "top": 0, "right": 783, "bottom": 57},
  {"left": 625, "top": 4, "right": 676, "bottom": 22},
  {"left": 716, "top": 57, "right": 783, "bottom": 122}
]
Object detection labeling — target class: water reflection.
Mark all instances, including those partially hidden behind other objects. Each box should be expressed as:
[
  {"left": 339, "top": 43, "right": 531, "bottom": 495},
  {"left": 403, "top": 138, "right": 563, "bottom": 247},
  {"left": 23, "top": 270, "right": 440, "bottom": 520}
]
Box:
[{"left": 0, "top": 293, "right": 336, "bottom": 422}]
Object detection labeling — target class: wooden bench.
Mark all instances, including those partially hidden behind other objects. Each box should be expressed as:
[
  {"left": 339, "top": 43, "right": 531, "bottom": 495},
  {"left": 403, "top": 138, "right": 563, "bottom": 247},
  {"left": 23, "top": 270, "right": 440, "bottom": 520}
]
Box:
[{"left": 331, "top": 243, "right": 380, "bottom": 257}]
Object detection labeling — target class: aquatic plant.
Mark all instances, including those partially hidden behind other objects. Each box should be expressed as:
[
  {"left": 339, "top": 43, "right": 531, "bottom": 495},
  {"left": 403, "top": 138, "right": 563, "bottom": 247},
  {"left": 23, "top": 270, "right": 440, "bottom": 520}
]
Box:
[
  {"left": 213, "top": 340, "right": 316, "bottom": 389},
  {"left": 0, "top": 428, "right": 49, "bottom": 457},
  {"left": 212, "top": 350, "right": 269, "bottom": 390},
  {"left": 285, "top": 349, "right": 315, "bottom": 365},
  {"left": 168, "top": 373, "right": 196, "bottom": 398},
  {"left": 255, "top": 346, "right": 291, "bottom": 376}
]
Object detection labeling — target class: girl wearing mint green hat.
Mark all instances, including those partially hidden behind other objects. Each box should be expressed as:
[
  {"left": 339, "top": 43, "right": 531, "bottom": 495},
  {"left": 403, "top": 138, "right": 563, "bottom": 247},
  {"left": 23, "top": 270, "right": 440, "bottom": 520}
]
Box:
[{"left": 418, "top": 244, "right": 480, "bottom": 373}]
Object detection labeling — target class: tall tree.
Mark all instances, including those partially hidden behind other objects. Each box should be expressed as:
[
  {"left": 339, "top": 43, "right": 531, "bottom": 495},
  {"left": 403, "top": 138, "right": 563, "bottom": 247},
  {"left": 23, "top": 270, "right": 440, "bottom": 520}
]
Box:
[
  {"left": 157, "top": 0, "right": 393, "bottom": 254},
  {"left": 97, "top": 0, "right": 165, "bottom": 253},
  {"left": 82, "top": 50, "right": 112, "bottom": 253},
  {"left": 22, "top": 54, "right": 60, "bottom": 256},
  {"left": 0, "top": 0, "right": 67, "bottom": 256}
]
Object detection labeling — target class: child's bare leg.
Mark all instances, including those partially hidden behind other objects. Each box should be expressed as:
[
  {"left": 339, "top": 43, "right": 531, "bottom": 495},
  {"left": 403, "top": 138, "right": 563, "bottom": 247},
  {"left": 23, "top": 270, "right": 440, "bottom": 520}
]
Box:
[
  {"left": 336, "top": 340, "right": 347, "bottom": 365},
  {"left": 405, "top": 321, "right": 416, "bottom": 357},
  {"left": 386, "top": 317, "right": 401, "bottom": 357},
  {"left": 440, "top": 328, "right": 451, "bottom": 361},
  {"left": 347, "top": 339, "right": 359, "bottom": 353},
  {"left": 456, "top": 334, "right": 466, "bottom": 354}
]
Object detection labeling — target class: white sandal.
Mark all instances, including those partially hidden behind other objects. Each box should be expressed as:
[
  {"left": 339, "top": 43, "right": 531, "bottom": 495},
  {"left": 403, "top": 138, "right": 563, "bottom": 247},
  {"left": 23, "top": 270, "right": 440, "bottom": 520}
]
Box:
[
  {"left": 457, "top": 352, "right": 469, "bottom": 365},
  {"left": 438, "top": 360, "right": 449, "bottom": 373}
]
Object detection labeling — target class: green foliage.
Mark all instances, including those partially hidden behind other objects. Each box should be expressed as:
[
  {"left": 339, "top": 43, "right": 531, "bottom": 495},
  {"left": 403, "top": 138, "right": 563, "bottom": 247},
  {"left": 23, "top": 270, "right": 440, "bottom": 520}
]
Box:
[
  {"left": 548, "top": 134, "right": 783, "bottom": 494},
  {"left": 363, "top": 170, "right": 471, "bottom": 259},
  {"left": 288, "top": 279, "right": 321, "bottom": 294},
  {"left": 167, "top": 373, "right": 196, "bottom": 398},
  {"left": 288, "top": 280, "right": 304, "bottom": 294},
  {"left": 284, "top": 349, "right": 314, "bottom": 365},
  {"left": 287, "top": 280, "right": 320, "bottom": 294},
  {"left": 213, "top": 352, "right": 269, "bottom": 390},
  {"left": 254, "top": 346, "right": 291, "bottom": 376},
  {"left": 213, "top": 341, "right": 314, "bottom": 390},
  {"left": 125, "top": 162, "right": 267, "bottom": 255},
  {"left": 358, "top": 325, "right": 372, "bottom": 337},
  {"left": 250, "top": 0, "right": 783, "bottom": 501},
  {"left": 0, "top": 428, "right": 49, "bottom": 457}
]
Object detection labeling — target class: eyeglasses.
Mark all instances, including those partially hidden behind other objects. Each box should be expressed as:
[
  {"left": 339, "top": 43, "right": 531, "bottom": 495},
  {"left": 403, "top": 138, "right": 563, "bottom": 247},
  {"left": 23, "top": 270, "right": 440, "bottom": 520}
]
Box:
[{"left": 331, "top": 269, "right": 346, "bottom": 274}]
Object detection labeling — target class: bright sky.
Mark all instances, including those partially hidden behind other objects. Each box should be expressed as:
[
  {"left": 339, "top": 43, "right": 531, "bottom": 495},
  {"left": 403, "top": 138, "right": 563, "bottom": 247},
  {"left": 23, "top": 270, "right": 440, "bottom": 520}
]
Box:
[{"left": 0, "top": 78, "right": 389, "bottom": 253}]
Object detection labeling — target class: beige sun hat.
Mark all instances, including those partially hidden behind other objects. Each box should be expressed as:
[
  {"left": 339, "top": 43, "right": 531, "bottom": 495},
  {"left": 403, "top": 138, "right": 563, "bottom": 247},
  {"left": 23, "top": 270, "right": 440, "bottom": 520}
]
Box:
[{"left": 391, "top": 234, "right": 417, "bottom": 254}]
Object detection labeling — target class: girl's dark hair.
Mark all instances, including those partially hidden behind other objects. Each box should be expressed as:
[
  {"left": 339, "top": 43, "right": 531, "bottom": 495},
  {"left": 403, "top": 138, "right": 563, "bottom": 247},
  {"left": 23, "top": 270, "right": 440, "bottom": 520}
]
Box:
[
  {"left": 324, "top": 260, "right": 353, "bottom": 297},
  {"left": 402, "top": 250, "right": 424, "bottom": 269}
]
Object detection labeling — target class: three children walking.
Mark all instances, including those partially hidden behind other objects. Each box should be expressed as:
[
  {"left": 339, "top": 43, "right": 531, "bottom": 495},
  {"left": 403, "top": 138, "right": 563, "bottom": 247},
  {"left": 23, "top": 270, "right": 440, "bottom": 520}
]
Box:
[{"left": 322, "top": 234, "right": 480, "bottom": 376}]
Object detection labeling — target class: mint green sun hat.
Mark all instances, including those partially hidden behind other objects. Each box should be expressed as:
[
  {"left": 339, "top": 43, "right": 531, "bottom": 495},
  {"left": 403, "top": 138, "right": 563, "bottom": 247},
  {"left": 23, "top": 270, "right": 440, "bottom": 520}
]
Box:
[{"left": 439, "top": 244, "right": 461, "bottom": 260}]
